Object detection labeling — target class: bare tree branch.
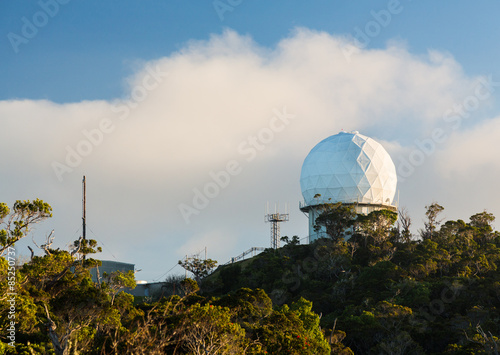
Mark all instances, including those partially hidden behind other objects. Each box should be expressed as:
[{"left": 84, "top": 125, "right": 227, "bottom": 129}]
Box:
[{"left": 32, "top": 230, "right": 55, "bottom": 256}]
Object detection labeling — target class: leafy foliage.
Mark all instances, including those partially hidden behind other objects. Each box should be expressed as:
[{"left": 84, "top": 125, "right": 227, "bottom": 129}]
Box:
[
  {"left": 0, "top": 199, "right": 52, "bottom": 256},
  {"left": 0, "top": 198, "right": 331, "bottom": 354},
  {"left": 207, "top": 203, "right": 500, "bottom": 353},
  {"left": 4, "top": 199, "right": 500, "bottom": 354},
  {"left": 178, "top": 257, "right": 217, "bottom": 282},
  {"left": 314, "top": 202, "right": 357, "bottom": 242}
]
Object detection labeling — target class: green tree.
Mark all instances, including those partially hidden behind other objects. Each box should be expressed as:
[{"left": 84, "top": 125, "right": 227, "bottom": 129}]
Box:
[
  {"left": 178, "top": 257, "right": 217, "bottom": 282},
  {"left": 100, "top": 270, "right": 136, "bottom": 306},
  {"left": 420, "top": 202, "right": 444, "bottom": 240},
  {"left": 396, "top": 207, "right": 413, "bottom": 243},
  {"left": 179, "top": 277, "right": 200, "bottom": 296},
  {"left": 314, "top": 202, "right": 356, "bottom": 242},
  {"left": 256, "top": 299, "right": 331, "bottom": 354},
  {"left": 102, "top": 296, "right": 177, "bottom": 354},
  {"left": 177, "top": 303, "right": 248, "bottom": 355},
  {"left": 281, "top": 235, "right": 301, "bottom": 246},
  {"left": 356, "top": 209, "right": 398, "bottom": 245},
  {"left": 0, "top": 199, "right": 52, "bottom": 256},
  {"left": 17, "top": 237, "right": 120, "bottom": 355},
  {"left": 469, "top": 211, "right": 497, "bottom": 245},
  {"left": 214, "top": 287, "right": 273, "bottom": 333}
]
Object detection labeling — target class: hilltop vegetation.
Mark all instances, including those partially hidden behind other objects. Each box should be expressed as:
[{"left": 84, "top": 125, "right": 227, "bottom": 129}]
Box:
[
  {"left": 0, "top": 200, "right": 331, "bottom": 354},
  {"left": 1, "top": 200, "right": 500, "bottom": 354},
  {"left": 206, "top": 203, "right": 500, "bottom": 354}
]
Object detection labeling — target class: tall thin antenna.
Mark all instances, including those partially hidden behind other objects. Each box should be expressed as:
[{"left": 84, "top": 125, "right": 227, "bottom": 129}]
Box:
[
  {"left": 82, "top": 176, "right": 87, "bottom": 261},
  {"left": 82, "top": 176, "right": 86, "bottom": 242}
]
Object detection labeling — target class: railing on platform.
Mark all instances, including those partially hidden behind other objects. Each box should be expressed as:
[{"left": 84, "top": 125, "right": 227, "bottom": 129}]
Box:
[{"left": 223, "top": 247, "right": 266, "bottom": 265}]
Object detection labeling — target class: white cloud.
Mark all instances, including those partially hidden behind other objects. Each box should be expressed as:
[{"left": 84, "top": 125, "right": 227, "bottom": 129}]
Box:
[
  {"left": 1, "top": 28, "right": 498, "bottom": 280},
  {"left": 436, "top": 116, "right": 500, "bottom": 177}
]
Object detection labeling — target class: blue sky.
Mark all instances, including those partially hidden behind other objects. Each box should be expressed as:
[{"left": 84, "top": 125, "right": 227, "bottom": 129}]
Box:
[
  {"left": 2, "top": 1, "right": 500, "bottom": 281},
  {"left": 3, "top": 1, "right": 500, "bottom": 102}
]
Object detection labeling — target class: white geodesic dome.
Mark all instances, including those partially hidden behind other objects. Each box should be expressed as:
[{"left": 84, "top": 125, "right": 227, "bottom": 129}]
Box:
[{"left": 300, "top": 131, "right": 397, "bottom": 207}]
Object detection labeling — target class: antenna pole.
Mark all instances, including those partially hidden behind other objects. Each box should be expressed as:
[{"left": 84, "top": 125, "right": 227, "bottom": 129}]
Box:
[
  {"left": 83, "top": 176, "right": 86, "bottom": 241},
  {"left": 82, "top": 176, "right": 86, "bottom": 260}
]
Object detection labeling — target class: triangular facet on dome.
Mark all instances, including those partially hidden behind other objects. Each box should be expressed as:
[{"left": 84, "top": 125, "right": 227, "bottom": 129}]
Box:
[{"left": 352, "top": 134, "right": 366, "bottom": 148}]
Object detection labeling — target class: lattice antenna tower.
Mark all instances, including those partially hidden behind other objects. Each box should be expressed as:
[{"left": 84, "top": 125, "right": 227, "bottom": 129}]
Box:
[{"left": 265, "top": 202, "right": 289, "bottom": 249}]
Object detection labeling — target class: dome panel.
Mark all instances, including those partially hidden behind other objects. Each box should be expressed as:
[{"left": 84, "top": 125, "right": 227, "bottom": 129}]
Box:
[
  {"left": 357, "top": 151, "right": 371, "bottom": 171},
  {"left": 352, "top": 134, "right": 366, "bottom": 147},
  {"left": 326, "top": 188, "right": 340, "bottom": 200},
  {"left": 337, "top": 188, "right": 350, "bottom": 202},
  {"left": 362, "top": 140, "right": 377, "bottom": 157}
]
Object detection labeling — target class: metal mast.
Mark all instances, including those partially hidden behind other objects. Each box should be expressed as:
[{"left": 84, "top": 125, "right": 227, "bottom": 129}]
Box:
[
  {"left": 82, "top": 176, "right": 86, "bottom": 260},
  {"left": 82, "top": 176, "right": 86, "bottom": 241},
  {"left": 265, "top": 203, "right": 289, "bottom": 249}
]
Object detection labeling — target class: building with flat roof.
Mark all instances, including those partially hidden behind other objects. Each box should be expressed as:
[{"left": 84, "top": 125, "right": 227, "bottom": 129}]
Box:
[{"left": 90, "top": 260, "right": 135, "bottom": 283}]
